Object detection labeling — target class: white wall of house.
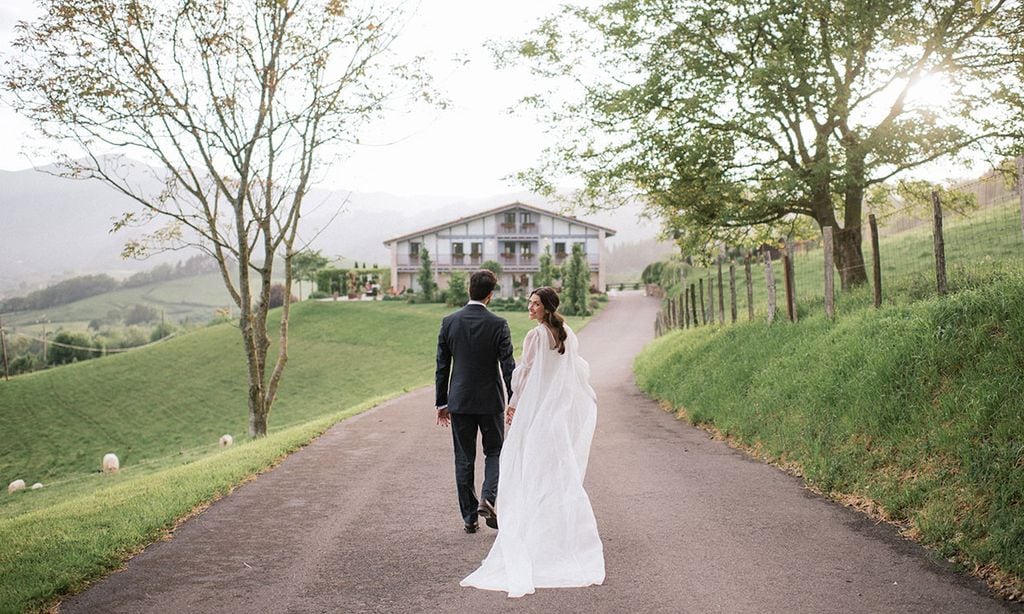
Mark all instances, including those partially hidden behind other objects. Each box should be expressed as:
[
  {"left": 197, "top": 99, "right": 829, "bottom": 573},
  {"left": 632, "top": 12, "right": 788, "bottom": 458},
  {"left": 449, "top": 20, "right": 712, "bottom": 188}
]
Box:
[{"left": 385, "top": 205, "right": 613, "bottom": 297}]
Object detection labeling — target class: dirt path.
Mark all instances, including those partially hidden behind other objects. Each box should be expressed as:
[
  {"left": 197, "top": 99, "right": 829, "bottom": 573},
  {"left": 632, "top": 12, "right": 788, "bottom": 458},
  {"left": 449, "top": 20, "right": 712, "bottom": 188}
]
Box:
[{"left": 61, "top": 292, "right": 1018, "bottom": 613}]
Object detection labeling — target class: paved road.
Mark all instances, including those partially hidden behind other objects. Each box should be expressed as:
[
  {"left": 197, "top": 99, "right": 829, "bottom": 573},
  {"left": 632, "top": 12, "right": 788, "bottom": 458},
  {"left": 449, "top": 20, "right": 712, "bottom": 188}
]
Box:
[{"left": 62, "top": 292, "right": 1018, "bottom": 613}]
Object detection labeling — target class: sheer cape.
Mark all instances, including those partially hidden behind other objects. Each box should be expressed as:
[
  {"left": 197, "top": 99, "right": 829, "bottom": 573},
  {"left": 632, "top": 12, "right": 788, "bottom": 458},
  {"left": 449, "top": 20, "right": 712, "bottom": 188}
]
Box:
[{"left": 460, "top": 323, "right": 605, "bottom": 598}]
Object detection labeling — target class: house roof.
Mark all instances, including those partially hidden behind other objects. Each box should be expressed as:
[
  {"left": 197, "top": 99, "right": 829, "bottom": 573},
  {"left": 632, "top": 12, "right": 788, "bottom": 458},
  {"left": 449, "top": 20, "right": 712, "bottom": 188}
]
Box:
[{"left": 382, "top": 201, "right": 617, "bottom": 246}]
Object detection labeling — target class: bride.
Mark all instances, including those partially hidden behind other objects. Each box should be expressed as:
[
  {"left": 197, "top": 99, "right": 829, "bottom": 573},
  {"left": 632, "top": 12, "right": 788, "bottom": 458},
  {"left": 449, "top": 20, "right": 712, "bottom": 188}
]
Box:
[{"left": 460, "top": 287, "right": 605, "bottom": 598}]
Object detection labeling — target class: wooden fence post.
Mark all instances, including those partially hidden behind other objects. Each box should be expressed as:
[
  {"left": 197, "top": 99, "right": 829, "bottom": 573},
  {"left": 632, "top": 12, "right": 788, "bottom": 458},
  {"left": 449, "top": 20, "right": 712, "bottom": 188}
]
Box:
[
  {"left": 1017, "top": 156, "right": 1024, "bottom": 242},
  {"left": 683, "top": 288, "right": 690, "bottom": 329},
  {"left": 931, "top": 190, "right": 948, "bottom": 296},
  {"left": 869, "top": 214, "right": 882, "bottom": 308},
  {"left": 763, "top": 246, "right": 777, "bottom": 324},
  {"left": 789, "top": 243, "right": 798, "bottom": 322},
  {"left": 717, "top": 256, "right": 725, "bottom": 324},
  {"left": 823, "top": 226, "right": 835, "bottom": 319},
  {"left": 782, "top": 243, "right": 797, "bottom": 322},
  {"left": 744, "top": 251, "right": 754, "bottom": 321},
  {"left": 707, "top": 269, "right": 715, "bottom": 324},
  {"left": 690, "top": 283, "right": 698, "bottom": 327},
  {"left": 729, "top": 258, "right": 737, "bottom": 323},
  {"left": 698, "top": 279, "right": 706, "bottom": 325}
]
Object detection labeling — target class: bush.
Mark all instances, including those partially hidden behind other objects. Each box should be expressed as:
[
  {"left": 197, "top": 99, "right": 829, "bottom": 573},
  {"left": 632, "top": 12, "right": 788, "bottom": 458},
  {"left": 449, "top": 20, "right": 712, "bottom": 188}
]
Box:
[
  {"left": 9, "top": 354, "right": 41, "bottom": 375},
  {"left": 446, "top": 271, "right": 469, "bottom": 307},
  {"left": 124, "top": 304, "right": 159, "bottom": 325},
  {"left": 268, "top": 284, "right": 298, "bottom": 309},
  {"left": 150, "top": 321, "right": 176, "bottom": 343},
  {"left": 47, "top": 331, "right": 98, "bottom": 365},
  {"left": 308, "top": 290, "right": 328, "bottom": 299}
]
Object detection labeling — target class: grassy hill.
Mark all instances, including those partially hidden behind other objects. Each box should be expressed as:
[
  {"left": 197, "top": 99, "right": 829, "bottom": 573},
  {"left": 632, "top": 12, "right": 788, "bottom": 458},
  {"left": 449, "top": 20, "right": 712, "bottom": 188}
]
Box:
[
  {"left": 635, "top": 265, "right": 1024, "bottom": 600},
  {"left": 3, "top": 273, "right": 236, "bottom": 333},
  {"left": 0, "top": 299, "right": 558, "bottom": 489},
  {"left": 0, "top": 299, "right": 577, "bottom": 611}
]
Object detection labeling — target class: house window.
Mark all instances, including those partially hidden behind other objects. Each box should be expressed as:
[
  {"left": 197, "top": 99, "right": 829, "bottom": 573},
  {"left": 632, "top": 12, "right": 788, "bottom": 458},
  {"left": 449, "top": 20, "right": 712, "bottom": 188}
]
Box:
[
  {"left": 521, "top": 212, "right": 534, "bottom": 226},
  {"left": 409, "top": 242, "right": 420, "bottom": 258},
  {"left": 520, "top": 242, "right": 534, "bottom": 256},
  {"left": 452, "top": 242, "right": 464, "bottom": 256},
  {"left": 470, "top": 242, "right": 482, "bottom": 256},
  {"left": 574, "top": 241, "right": 586, "bottom": 254},
  {"left": 554, "top": 242, "right": 566, "bottom": 255},
  {"left": 504, "top": 212, "right": 516, "bottom": 225}
]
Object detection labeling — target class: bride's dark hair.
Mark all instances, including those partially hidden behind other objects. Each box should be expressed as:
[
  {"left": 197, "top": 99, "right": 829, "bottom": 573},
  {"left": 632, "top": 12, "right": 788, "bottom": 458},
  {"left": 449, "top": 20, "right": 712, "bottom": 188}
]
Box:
[{"left": 531, "top": 287, "right": 567, "bottom": 355}]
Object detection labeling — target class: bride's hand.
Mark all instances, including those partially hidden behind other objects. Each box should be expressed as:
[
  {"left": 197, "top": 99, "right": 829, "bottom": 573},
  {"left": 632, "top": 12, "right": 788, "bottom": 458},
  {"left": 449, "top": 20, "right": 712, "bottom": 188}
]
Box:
[{"left": 506, "top": 405, "right": 515, "bottom": 426}]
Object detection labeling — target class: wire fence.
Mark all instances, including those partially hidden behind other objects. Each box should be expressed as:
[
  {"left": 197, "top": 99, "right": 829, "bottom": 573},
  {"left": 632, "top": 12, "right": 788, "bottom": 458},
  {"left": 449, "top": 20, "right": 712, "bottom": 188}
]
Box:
[{"left": 655, "top": 158, "right": 1024, "bottom": 335}]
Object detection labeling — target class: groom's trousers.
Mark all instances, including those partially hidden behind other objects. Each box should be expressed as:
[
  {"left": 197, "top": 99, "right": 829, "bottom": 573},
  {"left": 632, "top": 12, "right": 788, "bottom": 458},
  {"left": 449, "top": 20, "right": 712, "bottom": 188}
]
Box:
[{"left": 450, "top": 412, "right": 504, "bottom": 524}]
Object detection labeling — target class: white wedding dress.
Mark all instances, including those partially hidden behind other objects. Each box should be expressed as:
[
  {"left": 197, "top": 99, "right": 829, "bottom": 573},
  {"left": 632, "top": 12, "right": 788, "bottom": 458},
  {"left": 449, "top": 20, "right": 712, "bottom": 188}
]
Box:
[{"left": 460, "top": 323, "right": 605, "bottom": 598}]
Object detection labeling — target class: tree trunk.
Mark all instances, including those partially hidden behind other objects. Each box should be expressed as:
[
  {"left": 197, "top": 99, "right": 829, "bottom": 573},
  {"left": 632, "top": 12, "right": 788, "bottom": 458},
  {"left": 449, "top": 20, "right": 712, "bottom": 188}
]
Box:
[
  {"left": 836, "top": 148, "right": 869, "bottom": 289},
  {"left": 832, "top": 225, "right": 868, "bottom": 289}
]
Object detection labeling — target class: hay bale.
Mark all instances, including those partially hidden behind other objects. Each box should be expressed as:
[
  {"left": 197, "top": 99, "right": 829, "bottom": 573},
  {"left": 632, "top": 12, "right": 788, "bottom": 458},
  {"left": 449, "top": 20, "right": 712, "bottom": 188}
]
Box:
[
  {"left": 31, "top": 482, "right": 43, "bottom": 490},
  {"left": 8, "top": 479, "right": 26, "bottom": 494}
]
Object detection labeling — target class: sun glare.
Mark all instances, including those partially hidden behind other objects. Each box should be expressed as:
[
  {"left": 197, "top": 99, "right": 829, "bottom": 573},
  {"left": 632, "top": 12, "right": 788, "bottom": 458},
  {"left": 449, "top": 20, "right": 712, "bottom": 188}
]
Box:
[{"left": 905, "top": 72, "right": 955, "bottom": 109}]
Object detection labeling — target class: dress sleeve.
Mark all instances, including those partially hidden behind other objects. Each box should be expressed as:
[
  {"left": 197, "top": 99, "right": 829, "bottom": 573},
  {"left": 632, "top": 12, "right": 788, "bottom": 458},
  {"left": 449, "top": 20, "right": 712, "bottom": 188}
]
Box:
[{"left": 509, "top": 328, "right": 539, "bottom": 407}]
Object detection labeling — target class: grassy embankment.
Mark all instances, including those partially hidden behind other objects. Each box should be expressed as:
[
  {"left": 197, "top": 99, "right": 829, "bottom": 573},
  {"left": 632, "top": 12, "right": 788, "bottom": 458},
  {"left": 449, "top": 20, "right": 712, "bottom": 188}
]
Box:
[
  {"left": 0, "top": 299, "right": 577, "bottom": 612},
  {"left": 635, "top": 205, "right": 1024, "bottom": 598}
]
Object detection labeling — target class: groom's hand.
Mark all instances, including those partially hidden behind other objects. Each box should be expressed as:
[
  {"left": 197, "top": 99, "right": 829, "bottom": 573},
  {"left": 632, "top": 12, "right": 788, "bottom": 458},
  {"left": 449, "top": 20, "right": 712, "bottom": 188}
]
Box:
[
  {"left": 436, "top": 407, "right": 451, "bottom": 427},
  {"left": 506, "top": 405, "right": 515, "bottom": 426}
]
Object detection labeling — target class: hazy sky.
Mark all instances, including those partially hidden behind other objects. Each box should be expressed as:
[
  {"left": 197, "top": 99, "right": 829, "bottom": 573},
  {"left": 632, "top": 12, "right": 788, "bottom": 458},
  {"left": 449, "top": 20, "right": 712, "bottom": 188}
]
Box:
[
  {"left": 0, "top": 1, "right": 988, "bottom": 199},
  {"left": 0, "top": 1, "right": 579, "bottom": 198}
]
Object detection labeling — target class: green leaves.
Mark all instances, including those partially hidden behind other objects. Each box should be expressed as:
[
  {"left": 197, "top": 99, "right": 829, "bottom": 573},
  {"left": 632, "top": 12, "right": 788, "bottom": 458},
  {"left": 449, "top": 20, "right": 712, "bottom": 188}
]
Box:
[{"left": 504, "top": 0, "right": 1022, "bottom": 286}]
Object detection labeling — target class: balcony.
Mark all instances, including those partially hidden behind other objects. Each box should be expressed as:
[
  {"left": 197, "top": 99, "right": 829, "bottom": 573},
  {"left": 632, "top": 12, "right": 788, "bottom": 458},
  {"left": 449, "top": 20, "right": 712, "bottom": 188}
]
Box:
[
  {"left": 395, "top": 252, "right": 598, "bottom": 272},
  {"left": 496, "top": 225, "right": 540, "bottom": 239}
]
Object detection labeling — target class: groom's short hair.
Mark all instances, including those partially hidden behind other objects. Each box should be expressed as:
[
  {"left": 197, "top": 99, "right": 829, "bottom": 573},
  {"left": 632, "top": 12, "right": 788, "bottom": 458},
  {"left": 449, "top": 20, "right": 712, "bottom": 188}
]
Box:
[{"left": 469, "top": 270, "right": 497, "bottom": 301}]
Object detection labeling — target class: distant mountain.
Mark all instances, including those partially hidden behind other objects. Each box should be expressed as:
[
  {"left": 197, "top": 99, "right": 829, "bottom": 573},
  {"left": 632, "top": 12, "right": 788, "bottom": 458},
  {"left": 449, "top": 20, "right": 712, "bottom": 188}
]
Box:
[{"left": 0, "top": 163, "right": 670, "bottom": 298}]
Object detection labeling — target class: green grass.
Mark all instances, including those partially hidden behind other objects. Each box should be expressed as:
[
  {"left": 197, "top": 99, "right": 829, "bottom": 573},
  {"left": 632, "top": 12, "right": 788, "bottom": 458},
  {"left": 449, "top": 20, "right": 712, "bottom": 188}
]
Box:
[
  {"left": 635, "top": 265, "right": 1024, "bottom": 596},
  {"left": 0, "top": 298, "right": 586, "bottom": 612}
]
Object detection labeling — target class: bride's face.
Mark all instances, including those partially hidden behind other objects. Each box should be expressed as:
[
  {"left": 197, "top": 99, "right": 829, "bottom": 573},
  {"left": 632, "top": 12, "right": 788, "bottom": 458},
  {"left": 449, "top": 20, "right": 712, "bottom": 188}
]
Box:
[{"left": 528, "top": 294, "right": 544, "bottom": 321}]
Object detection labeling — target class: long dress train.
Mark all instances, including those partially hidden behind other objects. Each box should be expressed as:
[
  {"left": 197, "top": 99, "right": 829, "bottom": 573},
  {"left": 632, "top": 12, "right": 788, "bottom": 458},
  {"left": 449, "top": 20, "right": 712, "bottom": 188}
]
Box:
[{"left": 460, "top": 323, "right": 605, "bottom": 598}]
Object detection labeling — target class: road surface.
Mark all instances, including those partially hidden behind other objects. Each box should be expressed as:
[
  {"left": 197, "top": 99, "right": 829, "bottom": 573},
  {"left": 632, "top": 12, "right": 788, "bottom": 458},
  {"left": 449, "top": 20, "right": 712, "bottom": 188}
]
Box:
[{"left": 62, "top": 292, "right": 1018, "bottom": 613}]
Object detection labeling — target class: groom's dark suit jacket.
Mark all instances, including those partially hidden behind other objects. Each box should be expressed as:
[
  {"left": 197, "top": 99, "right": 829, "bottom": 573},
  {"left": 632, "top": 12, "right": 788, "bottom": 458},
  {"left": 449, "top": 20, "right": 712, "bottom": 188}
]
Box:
[{"left": 435, "top": 303, "right": 515, "bottom": 414}]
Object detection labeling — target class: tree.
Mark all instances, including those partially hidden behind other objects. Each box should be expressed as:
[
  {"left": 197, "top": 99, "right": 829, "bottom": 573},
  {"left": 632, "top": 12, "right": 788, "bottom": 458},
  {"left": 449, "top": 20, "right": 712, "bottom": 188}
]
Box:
[
  {"left": 534, "top": 245, "right": 558, "bottom": 289},
  {"left": 480, "top": 260, "right": 503, "bottom": 276},
  {"left": 124, "top": 304, "right": 159, "bottom": 326},
  {"left": 562, "top": 243, "right": 590, "bottom": 316},
  {"left": 446, "top": 271, "right": 469, "bottom": 307},
  {"left": 417, "top": 248, "right": 437, "bottom": 301},
  {"left": 292, "top": 249, "right": 330, "bottom": 300},
  {"left": 48, "top": 331, "right": 97, "bottom": 365},
  {"left": 5, "top": 1, "right": 431, "bottom": 436},
  {"left": 509, "top": 0, "right": 1024, "bottom": 289}
]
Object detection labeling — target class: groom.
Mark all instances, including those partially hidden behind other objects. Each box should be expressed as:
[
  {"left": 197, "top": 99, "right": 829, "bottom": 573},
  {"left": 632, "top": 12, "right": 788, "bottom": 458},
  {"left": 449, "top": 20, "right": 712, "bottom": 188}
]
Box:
[{"left": 435, "top": 269, "right": 515, "bottom": 534}]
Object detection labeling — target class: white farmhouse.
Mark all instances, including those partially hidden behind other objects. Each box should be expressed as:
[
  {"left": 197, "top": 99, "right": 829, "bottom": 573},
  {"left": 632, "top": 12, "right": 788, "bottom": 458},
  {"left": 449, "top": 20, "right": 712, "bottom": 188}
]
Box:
[{"left": 383, "top": 202, "right": 616, "bottom": 297}]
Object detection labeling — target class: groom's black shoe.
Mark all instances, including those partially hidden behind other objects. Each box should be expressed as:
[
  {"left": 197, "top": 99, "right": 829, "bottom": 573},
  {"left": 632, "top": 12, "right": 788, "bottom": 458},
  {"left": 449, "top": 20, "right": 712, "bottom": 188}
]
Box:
[
  {"left": 478, "top": 500, "right": 498, "bottom": 529},
  {"left": 464, "top": 522, "right": 479, "bottom": 534}
]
